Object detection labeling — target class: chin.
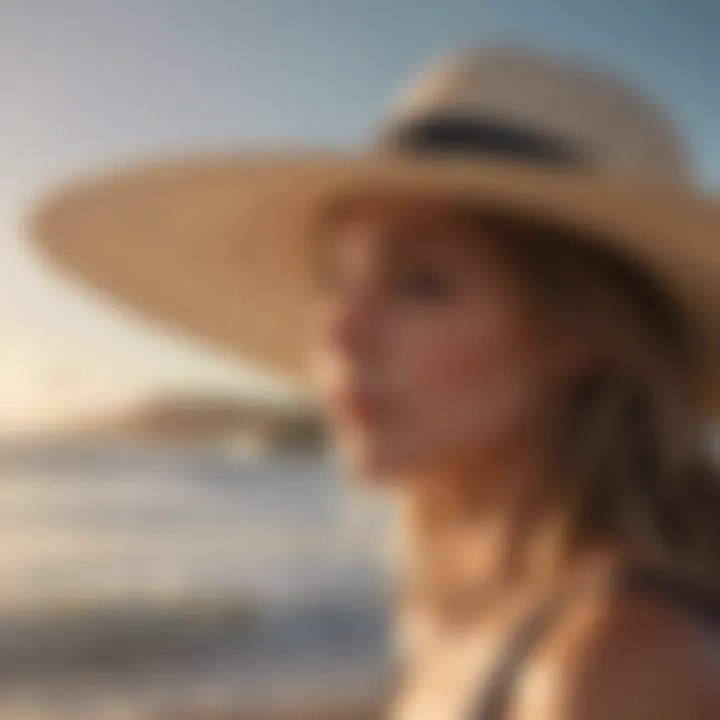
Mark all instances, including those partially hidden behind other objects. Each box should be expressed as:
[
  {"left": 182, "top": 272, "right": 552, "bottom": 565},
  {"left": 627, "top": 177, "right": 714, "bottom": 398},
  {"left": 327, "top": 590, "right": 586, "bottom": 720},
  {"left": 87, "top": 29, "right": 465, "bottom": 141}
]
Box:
[{"left": 333, "top": 434, "right": 419, "bottom": 486}]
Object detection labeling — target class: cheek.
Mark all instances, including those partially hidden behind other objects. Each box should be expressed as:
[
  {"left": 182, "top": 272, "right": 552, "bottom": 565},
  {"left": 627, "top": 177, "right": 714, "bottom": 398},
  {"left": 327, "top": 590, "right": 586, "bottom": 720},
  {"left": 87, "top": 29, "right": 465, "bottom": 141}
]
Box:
[{"left": 388, "top": 304, "right": 548, "bottom": 470}]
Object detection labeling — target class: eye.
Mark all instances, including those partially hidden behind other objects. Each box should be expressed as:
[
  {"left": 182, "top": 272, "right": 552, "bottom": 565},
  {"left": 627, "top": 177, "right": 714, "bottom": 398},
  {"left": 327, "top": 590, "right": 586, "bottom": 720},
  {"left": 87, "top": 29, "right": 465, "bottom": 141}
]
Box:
[{"left": 393, "top": 265, "right": 457, "bottom": 303}]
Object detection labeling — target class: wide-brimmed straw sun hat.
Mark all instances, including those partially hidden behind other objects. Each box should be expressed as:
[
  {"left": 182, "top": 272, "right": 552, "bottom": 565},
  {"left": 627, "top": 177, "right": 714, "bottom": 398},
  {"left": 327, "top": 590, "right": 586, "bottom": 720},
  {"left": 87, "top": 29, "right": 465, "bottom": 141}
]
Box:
[{"left": 29, "top": 45, "right": 720, "bottom": 408}]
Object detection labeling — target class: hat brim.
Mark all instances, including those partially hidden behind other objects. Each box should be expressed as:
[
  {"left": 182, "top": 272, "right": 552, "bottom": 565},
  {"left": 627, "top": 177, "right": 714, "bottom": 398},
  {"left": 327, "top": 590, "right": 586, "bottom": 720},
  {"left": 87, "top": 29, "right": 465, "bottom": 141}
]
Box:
[{"left": 29, "top": 151, "right": 720, "bottom": 409}]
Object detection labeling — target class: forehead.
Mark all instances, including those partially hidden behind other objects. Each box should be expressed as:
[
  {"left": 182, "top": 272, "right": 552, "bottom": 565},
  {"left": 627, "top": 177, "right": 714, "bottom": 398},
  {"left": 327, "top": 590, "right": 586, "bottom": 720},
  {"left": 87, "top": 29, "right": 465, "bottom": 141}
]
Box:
[{"left": 320, "top": 196, "right": 503, "bottom": 269}]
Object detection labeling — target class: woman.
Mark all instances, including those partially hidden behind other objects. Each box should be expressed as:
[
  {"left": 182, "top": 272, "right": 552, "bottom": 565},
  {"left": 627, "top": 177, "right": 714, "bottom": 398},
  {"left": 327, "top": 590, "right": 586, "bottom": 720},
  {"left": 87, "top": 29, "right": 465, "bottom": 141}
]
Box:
[{"left": 31, "top": 46, "right": 720, "bottom": 718}]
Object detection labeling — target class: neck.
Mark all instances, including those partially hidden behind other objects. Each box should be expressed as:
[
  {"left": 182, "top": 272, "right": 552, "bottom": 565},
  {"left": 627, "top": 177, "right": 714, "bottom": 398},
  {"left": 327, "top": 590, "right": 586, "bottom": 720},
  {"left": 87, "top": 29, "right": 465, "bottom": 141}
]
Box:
[{"left": 396, "top": 440, "right": 562, "bottom": 630}]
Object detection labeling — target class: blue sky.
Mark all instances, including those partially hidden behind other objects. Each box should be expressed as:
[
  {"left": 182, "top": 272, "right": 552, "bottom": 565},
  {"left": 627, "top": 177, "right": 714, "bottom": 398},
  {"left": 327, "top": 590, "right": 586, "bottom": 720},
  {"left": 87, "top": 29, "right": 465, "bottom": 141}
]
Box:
[{"left": 1, "top": 0, "right": 719, "bottom": 425}]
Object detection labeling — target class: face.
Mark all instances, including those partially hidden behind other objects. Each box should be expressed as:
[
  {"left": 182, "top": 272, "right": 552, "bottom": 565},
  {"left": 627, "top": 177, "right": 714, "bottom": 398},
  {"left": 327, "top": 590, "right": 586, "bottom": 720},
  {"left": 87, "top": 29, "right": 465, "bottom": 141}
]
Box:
[{"left": 313, "top": 199, "right": 568, "bottom": 483}]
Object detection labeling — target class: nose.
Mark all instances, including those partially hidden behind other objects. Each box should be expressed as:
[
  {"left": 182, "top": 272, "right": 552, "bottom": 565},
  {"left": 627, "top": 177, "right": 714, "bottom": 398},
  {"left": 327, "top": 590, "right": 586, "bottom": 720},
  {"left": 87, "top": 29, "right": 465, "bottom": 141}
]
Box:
[{"left": 327, "top": 294, "right": 378, "bottom": 365}]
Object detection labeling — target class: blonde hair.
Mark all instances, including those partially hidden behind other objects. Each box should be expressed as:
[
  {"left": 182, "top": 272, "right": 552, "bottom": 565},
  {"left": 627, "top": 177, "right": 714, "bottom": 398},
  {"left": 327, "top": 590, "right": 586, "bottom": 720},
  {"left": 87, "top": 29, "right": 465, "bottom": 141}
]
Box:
[{"left": 405, "top": 209, "right": 720, "bottom": 625}]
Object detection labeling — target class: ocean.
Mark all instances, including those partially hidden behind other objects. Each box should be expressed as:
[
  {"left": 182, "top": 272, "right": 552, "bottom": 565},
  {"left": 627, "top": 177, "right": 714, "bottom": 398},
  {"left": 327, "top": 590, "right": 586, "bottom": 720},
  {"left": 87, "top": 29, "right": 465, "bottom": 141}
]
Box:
[{"left": 0, "top": 438, "right": 394, "bottom": 718}]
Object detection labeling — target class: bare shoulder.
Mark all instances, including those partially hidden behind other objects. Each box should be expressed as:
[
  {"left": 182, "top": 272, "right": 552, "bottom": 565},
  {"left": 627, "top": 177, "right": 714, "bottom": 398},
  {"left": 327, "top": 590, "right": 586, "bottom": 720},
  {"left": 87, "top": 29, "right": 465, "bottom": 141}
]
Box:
[{"left": 510, "top": 587, "right": 720, "bottom": 720}]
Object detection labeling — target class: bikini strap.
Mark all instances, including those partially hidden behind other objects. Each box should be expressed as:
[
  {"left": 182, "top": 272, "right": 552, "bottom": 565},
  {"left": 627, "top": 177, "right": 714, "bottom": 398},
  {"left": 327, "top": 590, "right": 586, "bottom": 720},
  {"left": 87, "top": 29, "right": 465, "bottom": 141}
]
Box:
[
  {"left": 468, "top": 564, "right": 720, "bottom": 720},
  {"left": 468, "top": 584, "right": 574, "bottom": 720}
]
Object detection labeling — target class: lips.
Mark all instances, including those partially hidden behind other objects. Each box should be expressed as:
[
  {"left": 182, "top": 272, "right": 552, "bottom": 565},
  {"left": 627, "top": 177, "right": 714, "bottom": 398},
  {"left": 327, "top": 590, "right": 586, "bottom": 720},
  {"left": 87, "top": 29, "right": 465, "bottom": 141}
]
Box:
[{"left": 333, "top": 386, "right": 387, "bottom": 425}]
